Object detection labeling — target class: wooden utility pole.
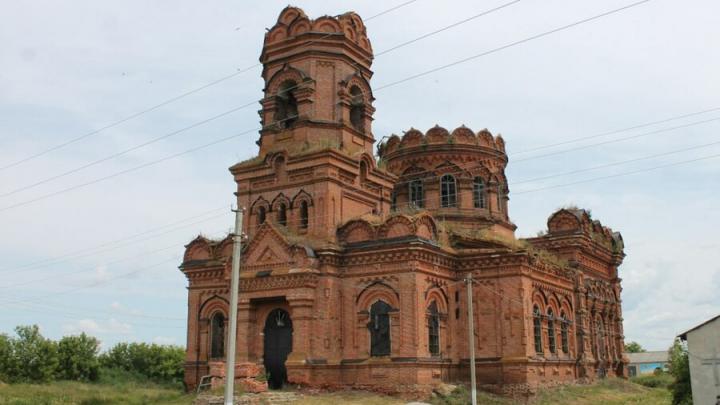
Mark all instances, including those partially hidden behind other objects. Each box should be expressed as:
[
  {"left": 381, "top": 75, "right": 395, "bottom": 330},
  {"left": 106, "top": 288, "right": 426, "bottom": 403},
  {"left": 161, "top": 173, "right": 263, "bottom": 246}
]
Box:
[
  {"left": 466, "top": 273, "right": 477, "bottom": 405},
  {"left": 224, "top": 207, "right": 244, "bottom": 405}
]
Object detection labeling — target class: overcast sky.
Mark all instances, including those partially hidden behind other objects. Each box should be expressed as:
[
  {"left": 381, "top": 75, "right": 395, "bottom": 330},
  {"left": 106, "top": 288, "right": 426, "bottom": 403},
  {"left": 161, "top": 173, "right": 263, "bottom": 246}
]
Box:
[{"left": 0, "top": 0, "right": 718, "bottom": 351}]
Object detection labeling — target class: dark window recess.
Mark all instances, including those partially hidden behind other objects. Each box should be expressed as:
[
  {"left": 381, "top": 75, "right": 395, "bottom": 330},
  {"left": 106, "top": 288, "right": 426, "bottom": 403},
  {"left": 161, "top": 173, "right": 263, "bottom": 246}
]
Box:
[
  {"left": 455, "top": 291, "right": 459, "bottom": 302},
  {"left": 496, "top": 183, "right": 504, "bottom": 213},
  {"left": 349, "top": 86, "right": 364, "bottom": 132},
  {"left": 455, "top": 307, "right": 460, "bottom": 320},
  {"left": 533, "top": 305, "right": 543, "bottom": 354},
  {"left": 278, "top": 203, "right": 287, "bottom": 226},
  {"left": 409, "top": 180, "right": 424, "bottom": 208},
  {"left": 561, "top": 312, "right": 569, "bottom": 354},
  {"left": 440, "top": 175, "right": 457, "bottom": 208},
  {"left": 368, "top": 300, "right": 392, "bottom": 356},
  {"left": 548, "top": 308, "right": 556, "bottom": 354},
  {"left": 274, "top": 81, "right": 299, "bottom": 129},
  {"left": 473, "top": 177, "right": 486, "bottom": 208},
  {"left": 300, "top": 201, "right": 309, "bottom": 229},
  {"left": 258, "top": 206, "right": 266, "bottom": 225},
  {"left": 210, "top": 312, "right": 225, "bottom": 358},
  {"left": 428, "top": 301, "right": 440, "bottom": 356}
]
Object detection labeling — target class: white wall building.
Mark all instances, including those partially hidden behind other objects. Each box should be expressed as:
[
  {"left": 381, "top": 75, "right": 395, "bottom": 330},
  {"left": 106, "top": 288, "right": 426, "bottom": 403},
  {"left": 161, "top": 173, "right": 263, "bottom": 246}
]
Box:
[{"left": 679, "top": 314, "right": 720, "bottom": 405}]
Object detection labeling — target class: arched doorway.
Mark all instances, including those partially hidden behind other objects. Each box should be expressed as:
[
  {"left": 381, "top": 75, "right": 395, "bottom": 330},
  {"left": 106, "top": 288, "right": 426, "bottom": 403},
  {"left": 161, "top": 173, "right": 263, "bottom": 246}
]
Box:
[{"left": 263, "top": 308, "right": 293, "bottom": 389}]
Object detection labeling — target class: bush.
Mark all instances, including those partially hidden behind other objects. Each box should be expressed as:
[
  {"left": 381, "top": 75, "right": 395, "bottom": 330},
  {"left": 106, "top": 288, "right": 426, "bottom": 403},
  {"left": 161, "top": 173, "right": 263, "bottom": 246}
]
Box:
[
  {"left": 631, "top": 372, "right": 673, "bottom": 388},
  {"left": 668, "top": 339, "right": 692, "bottom": 405},
  {"left": 58, "top": 333, "right": 100, "bottom": 382},
  {"left": 99, "top": 342, "right": 185, "bottom": 385}
]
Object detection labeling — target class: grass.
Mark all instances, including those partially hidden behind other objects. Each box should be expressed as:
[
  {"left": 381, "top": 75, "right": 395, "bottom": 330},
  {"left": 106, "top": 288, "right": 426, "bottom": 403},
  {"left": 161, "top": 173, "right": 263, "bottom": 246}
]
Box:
[
  {"left": 0, "top": 378, "right": 671, "bottom": 405},
  {"left": 0, "top": 380, "right": 193, "bottom": 405},
  {"left": 429, "top": 379, "right": 670, "bottom": 405}
]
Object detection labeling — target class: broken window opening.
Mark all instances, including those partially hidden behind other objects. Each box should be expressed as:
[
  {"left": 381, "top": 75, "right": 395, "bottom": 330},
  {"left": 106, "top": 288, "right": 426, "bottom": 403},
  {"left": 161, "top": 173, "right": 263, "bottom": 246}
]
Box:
[
  {"left": 349, "top": 86, "right": 365, "bottom": 132},
  {"left": 274, "top": 81, "right": 299, "bottom": 129},
  {"left": 210, "top": 312, "right": 225, "bottom": 358}
]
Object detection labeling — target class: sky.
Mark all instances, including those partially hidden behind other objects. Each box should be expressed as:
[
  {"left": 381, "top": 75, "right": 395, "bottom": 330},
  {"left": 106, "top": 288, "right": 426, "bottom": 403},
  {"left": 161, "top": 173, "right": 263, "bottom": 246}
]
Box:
[{"left": 0, "top": 0, "right": 718, "bottom": 351}]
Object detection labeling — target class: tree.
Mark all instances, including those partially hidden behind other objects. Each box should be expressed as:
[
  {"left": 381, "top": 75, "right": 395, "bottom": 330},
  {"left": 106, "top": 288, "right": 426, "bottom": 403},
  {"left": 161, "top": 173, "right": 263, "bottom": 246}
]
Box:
[
  {"left": 58, "top": 333, "right": 100, "bottom": 381},
  {"left": 668, "top": 338, "right": 692, "bottom": 405},
  {"left": 0, "top": 333, "right": 14, "bottom": 382},
  {"left": 11, "top": 325, "right": 59, "bottom": 383},
  {"left": 625, "top": 341, "right": 646, "bottom": 353}
]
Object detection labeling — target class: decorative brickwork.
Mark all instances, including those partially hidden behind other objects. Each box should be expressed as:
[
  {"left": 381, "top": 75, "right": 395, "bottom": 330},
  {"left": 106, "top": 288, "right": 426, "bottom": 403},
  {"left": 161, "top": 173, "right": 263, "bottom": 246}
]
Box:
[{"left": 179, "top": 6, "right": 627, "bottom": 396}]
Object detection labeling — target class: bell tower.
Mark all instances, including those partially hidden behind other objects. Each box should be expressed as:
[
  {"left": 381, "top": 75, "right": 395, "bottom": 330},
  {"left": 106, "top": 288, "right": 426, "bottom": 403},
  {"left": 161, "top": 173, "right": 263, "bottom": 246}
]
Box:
[
  {"left": 231, "top": 7, "right": 394, "bottom": 242},
  {"left": 257, "top": 6, "right": 376, "bottom": 157}
]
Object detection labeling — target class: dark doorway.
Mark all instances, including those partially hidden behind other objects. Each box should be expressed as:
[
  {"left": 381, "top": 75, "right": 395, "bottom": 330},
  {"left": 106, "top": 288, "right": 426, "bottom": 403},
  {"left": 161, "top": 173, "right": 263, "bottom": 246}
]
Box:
[
  {"left": 263, "top": 308, "right": 293, "bottom": 389},
  {"left": 368, "top": 300, "right": 391, "bottom": 356}
]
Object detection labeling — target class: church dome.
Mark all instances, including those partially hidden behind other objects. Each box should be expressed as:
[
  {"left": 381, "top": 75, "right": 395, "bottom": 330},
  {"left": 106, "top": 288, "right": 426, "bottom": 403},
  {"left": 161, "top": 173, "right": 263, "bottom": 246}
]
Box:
[{"left": 378, "top": 125, "right": 514, "bottom": 234}]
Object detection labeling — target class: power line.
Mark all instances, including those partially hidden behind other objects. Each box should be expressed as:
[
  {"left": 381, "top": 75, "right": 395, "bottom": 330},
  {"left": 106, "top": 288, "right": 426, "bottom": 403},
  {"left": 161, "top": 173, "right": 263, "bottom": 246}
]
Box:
[
  {"left": 0, "top": 208, "right": 231, "bottom": 273},
  {"left": 1, "top": 0, "right": 521, "bottom": 197},
  {"left": 0, "top": 0, "right": 419, "bottom": 172},
  {"left": 374, "top": 0, "right": 654, "bottom": 91},
  {"left": 513, "top": 138, "right": 720, "bottom": 185},
  {"left": 0, "top": 103, "right": 254, "bottom": 197},
  {"left": 375, "top": 0, "right": 524, "bottom": 57},
  {"left": 514, "top": 152, "right": 720, "bottom": 195},
  {"left": 512, "top": 116, "right": 720, "bottom": 163},
  {"left": 2, "top": 256, "right": 180, "bottom": 304},
  {"left": 0, "top": 0, "right": 656, "bottom": 214},
  {"left": 510, "top": 106, "right": 720, "bottom": 155},
  {"left": 386, "top": 118, "right": 720, "bottom": 189}
]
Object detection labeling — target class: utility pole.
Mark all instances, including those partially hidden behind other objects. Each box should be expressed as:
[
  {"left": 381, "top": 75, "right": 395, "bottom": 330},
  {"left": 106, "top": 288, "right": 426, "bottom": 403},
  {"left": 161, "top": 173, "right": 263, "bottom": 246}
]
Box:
[
  {"left": 224, "top": 207, "right": 244, "bottom": 405},
  {"left": 466, "top": 273, "right": 477, "bottom": 405}
]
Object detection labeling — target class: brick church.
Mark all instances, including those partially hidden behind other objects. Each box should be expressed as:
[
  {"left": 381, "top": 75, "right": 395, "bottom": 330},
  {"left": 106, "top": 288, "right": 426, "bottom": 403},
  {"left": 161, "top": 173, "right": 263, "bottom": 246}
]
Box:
[{"left": 180, "top": 6, "right": 628, "bottom": 395}]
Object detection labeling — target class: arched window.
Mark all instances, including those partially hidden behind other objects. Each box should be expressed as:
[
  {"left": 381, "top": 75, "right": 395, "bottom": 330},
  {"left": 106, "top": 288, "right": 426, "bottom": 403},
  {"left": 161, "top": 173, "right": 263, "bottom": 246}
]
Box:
[
  {"left": 597, "top": 318, "right": 605, "bottom": 359},
  {"left": 368, "top": 300, "right": 392, "bottom": 356},
  {"left": 409, "top": 179, "right": 424, "bottom": 208},
  {"left": 440, "top": 175, "right": 457, "bottom": 208},
  {"left": 547, "top": 308, "right": 557, "bottom": 354},
  {"left": 274, "top": 81, "right": 299, "bottom": 128},
  {"left": 496, "top": 183, "right": 504, "bottom": 213},
  {"left": 257, "top": 206, "right": 266, "bottom": 225},
  {"left": 427, "top": 301, "right": 440, "bottom": 356},
  {"left": 391, "top": 190, "right": 397, "bottom": 211},
  {"left": 473, "top": 177, "right": 486, "bottom": 209},
  {"left": 349, "top": 86, "right": 364, "bottom": 132},
  {"left": 210, "top": 312, "right": 225, "bottom": 359},
  {"left": 359, "top": 160, "right": 368, "bottom": 182},
  {"left": 560, "top": 311, "right": 569, "bottom": 354},
  {"left": 300, "top": 201, "right": 309, "bottom": 229},
  {"left": 277, "top": 203, "right": 287, "bottom": 226},
  {"left": 533, "top": 305, "right": 543, "bottom": 354}
]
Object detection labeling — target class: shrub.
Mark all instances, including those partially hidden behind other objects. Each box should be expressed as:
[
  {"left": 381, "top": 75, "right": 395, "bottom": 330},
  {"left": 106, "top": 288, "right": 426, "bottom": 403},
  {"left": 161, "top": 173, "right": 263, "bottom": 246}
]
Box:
[
  {"left": 99, "top": 342, "right": 185, "bottom": 385},
  {"left": 668, "top": 339, "right": 692, "bottom": 405},
  {"left": 631, "top": 372, "right": 673, "bottom": 388},
  {"left": 58, "top": 333, "right": 101, "bottom": 381}
]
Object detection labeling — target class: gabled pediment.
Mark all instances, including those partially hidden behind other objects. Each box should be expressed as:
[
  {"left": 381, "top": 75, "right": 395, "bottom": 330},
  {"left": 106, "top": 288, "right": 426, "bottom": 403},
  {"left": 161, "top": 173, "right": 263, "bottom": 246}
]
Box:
[
  {"left": 241, "top": 223, "right": 317, "bottom": 272},
  {"left": 243, "top": 224, "right": 292, "bottom": 268}
]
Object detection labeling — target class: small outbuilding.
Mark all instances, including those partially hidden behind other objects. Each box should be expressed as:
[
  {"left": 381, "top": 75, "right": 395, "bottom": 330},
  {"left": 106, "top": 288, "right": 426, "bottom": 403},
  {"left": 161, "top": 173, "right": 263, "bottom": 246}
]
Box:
[
  {"left": 679, "top": 314, "right": 720, "bottom": 405},
  {"left": 625, "top": 351, "right": 669, "bottom": 376}
]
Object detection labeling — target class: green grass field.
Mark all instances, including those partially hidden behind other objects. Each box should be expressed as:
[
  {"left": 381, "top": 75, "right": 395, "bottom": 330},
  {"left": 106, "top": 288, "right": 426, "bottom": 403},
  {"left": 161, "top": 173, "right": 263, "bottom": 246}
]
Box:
[{"left": 0, "top": 378, "right": 671, "bottom": 405}]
